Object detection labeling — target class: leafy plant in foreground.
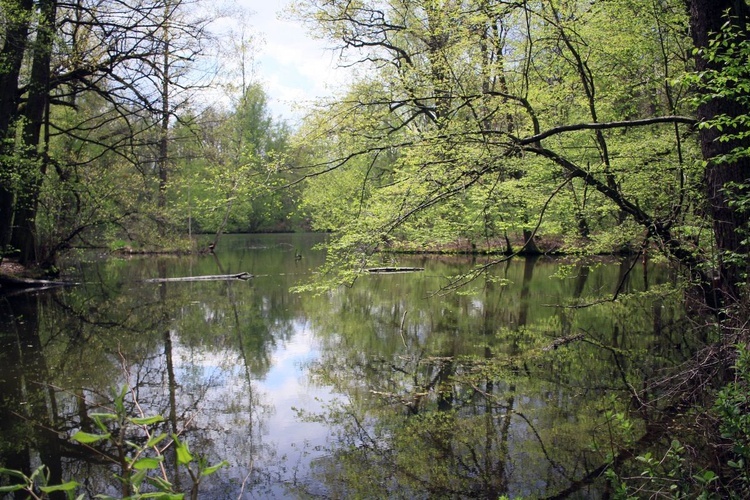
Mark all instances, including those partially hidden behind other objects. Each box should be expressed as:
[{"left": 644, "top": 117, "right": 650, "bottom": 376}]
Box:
[
  {"left": 0, "top": 385, "right": 228, "bottom": 499},
  {"left": 714, "top": 344, "right": 750, "bottom": 497},
  {"left": 0, "top": 465, "right": 80, "bottom": 499}
]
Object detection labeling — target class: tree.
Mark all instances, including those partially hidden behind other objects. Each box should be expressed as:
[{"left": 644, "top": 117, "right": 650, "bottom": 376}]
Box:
[
  {"left": 689, "top": 0, "right": 750, "bottom": 310},
  {"left": 293, "top": 0, "right": 701, "bottom": 287},
  {"left": 290, "top": 2, "right": 750, "bottom": 492},
  {"left": 0, "top": 0, "right": 215, "bottom": 267},
  {"left": 152, "top": 0, "right": 214, "bottom": 230},
  {"left": 0, "top": 0, "right": 35, "bottom": 252},
  {"left": 176, "top": 83, "right": 293, "bottom": 242}
]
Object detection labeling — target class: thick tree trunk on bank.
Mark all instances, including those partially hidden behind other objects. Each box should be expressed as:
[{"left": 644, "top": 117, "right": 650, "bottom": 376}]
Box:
[
  {"left": 690, "top": 0, "right": 750, "bottom": 307},
  {"left": 521, "top": 229, "right": 541, "bottom": 255},
  {"left": 0, "top": 0, "right": 34, "bottom": 253},
  {"left": 10, "top": 0, "right": 58, "bottom": 266}
]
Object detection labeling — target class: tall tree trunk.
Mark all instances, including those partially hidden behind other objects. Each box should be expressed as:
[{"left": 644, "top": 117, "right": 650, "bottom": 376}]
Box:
[
  {"left": 0, "top": 0, "right": 34, "bottom": 253},
  {"left": 158, "top": 1, "right": 171, "bottom": 213},
  {"left": 10, "top": 0, "right": 58, "bottom": 265},
  {"left": 689, "top": 0, "right": 750, "bottom": 307}
]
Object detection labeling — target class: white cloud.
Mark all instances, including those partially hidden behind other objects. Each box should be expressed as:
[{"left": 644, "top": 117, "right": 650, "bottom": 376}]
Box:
[{"left": 215, "top": 0, "right": 351, "bottom": 123}]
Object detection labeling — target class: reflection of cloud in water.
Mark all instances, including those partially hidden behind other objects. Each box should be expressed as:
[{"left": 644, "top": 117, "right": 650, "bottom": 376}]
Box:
[
  {"left": 169, "top": 316, "right": 338, "bottom": 497},
  {"left": 263, "top": 320, "right": 337, "bottom": 465}
]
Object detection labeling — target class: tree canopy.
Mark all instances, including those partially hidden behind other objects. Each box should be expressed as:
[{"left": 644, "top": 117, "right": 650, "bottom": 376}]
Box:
[
  {"left": 291, "top": 0, "right": 750, "bottom": 314},
  {"left": 0, "top": 0, "right": 296, "bottom": 268}
]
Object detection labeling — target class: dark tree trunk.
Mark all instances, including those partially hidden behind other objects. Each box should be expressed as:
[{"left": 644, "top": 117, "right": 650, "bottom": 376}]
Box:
[
  {"left": 0, "top": 293, "right": 65, "bottom": 499},
  {"left": 690, "top": 0, "right": 750, "bottom": 306},
  {"left": 521, "top": 228, "right": 541, "bottom": 255},
  {"left": 0, "top": 0, "right": 34, "bottom": 252},
  {"left": 10, "top": 0, "right": 58, "bottom": 265}
]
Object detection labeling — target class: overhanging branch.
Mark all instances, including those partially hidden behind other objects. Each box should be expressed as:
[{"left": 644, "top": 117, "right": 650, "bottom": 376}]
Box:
[{"left": 509, "top": 116, "right": 696, "bottom": 145}]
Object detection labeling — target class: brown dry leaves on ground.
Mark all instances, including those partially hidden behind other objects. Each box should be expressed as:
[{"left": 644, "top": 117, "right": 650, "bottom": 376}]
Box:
[{"left": 0, "top": 260, "right": 28, "bottom": 276}]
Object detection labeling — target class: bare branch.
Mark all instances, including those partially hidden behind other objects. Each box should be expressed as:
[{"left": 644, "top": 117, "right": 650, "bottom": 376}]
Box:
[{"left": 513, "top": 116, "right": 696, "bottom": 145}]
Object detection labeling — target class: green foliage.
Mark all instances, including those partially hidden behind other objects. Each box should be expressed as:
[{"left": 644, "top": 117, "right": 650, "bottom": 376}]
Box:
[
  {"left": 605, "top": 344, "right": 750, "bottom": 499},
  {"left": 692, "top": 21, "right": 750, "bottom": 164},
  {"left": 293, "top": 0, "right": 702, "bottom": 286},
  {"left": 0, "top": 465, "right": 81, "bottom": 500},
  {"left": 604, "top": 437, "right": 724, "bottom": 499},
  {"left": 1, "top": 385, "right": 228, "bottom": 499},
  {"left": 171, "top": 85, "right": 296, "bottom": 237},
  {"left": 714, "top": 345, "right": 750, "bottom": 496}
]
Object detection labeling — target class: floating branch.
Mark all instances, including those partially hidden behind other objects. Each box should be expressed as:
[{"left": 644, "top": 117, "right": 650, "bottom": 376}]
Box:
[
  {"left": 144, "top": 272, "right": 253, "bottom": 283},
  {"left": 365, "top": 267, "right": 425, "bottom": 273},
  {"left": 0, "top": 275, "right": 76, "bottom": 290}
]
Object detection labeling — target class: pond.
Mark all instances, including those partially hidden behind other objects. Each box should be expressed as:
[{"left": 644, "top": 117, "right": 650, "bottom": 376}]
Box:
[{"left": 0, "top": 233, "right": 699, "bottom": 498}]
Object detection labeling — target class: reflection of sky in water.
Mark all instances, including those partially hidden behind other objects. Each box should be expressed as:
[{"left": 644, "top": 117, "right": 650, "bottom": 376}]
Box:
[
  {"left": 264, "top": 320, "right": 331, "bottom": 439},
  {"left": 172, "top": 318, "right": 336, "bottom": 498},
  {"left": 24, "top": 239, "right": 683, "bottom": 498}
]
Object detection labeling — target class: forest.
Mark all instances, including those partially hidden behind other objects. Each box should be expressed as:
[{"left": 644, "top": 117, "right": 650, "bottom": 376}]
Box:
[{"left": 2, "top": 0, "right": 750, "bottom": 496}]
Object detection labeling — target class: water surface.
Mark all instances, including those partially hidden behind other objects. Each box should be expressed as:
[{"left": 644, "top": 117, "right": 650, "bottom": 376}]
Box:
[{"left": 0, "top": 234, "right": 695, "bottom": 498}]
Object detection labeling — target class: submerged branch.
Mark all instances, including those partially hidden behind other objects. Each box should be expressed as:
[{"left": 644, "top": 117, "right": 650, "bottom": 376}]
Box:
[{"left": 0, "top": 274, "right": 76, "bottom": 291}]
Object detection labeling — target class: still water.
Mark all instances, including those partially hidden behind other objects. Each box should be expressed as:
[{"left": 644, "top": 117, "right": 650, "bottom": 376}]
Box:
[{"left": 0, "top": 233, "right": 696, "bottom": 498}]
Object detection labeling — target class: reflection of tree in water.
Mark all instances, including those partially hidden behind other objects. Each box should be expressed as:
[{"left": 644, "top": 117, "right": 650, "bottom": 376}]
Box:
[
  {"left": 1, "top": 249, "right": 704, "bottom": 498},
  {"left": 0, "top": 255, "right": 297, "bottom": 497},
  {"left": 294, "top": 257, "right": 699, "bottom": 498},
  {"left": 0, "top": 292, "right": 66, "bottom": 499}
]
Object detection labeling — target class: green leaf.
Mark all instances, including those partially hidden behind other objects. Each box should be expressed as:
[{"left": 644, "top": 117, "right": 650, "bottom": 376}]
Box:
[
  {"left": 113, "top": 385, "right": 128, "bottom": 414},
  {"left": 40, "top": 481, "right": 80, "bottom": 493},
  {"left": 139, "top": 493, "right": 184, "bottom": 499},
  {"left": 146, "top": 475, "right": 173, "bottom": 491},
  {"left": 693, "top": 470, "right": 717, "bottom": 484},
  {"left": 89, "top": 412, "right": 117, "bottom": 420},
  {"left": 0, "top": 485, "right": 25, "bottom": 493},
  {"left": 28, "top": 464, "right": 46, "bottom": 480},
  {"left": 72, "top": 430, "right": 111, "bottom": 444},
  {"left": 130, "top": 468, "right": 148, "bottom": 487},
  {"left": 201, "top": 460, "right": 229, "bottom": 477},
  {"left": 91, "top": 412, "right": 117, "bottom": 432},
  {"left": 130, "top": 415, "right": 165, "bottom": 426},
  {"left": 175, "top": 439, "right": 193, "bottom": 465},
  {"left": 132, "top": 457, "right": 164, "bottom": 470},
  {"left": 0, "top": 468, "right": 27, "bottom": 480},
  {"left": 146, "top": 433, "right": 169, "bottom": 448}
]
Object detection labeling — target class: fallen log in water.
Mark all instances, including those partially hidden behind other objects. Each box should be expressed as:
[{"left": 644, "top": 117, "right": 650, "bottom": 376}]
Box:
[
  {"left": 144, "top": 272, "right": 253, "bottom": 283},
  {"left": 0, "top": 274, "right": 74, "bottom": 290},
  {"left": 365, "top": 267, "right": 425, "bottom": 273}
]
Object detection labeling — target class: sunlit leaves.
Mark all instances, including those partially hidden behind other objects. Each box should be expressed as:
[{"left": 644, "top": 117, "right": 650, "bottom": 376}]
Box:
[
  {"left": 130, "top": 415, "right": 165, "bottom": 426},
  {"left": 692, "top": 20, "right": 750, "bottom": 164},
  {"left": 293, "top": 0, "right": 699, "bottom": 289},
  {"left": 173, "top": 435, "right": 194, "bottom": 465},
  {"left": 172, "top": 84, "right": 295, "bottom": 235},
  {"left": 201, "top": 460, "right": 230, "bottom": 477},
  {"left": 0, "top": 466, "right": 81, "bottom": 498},
  {"left": 131, "top": 457, "right": 164, "bottom": 470}
]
